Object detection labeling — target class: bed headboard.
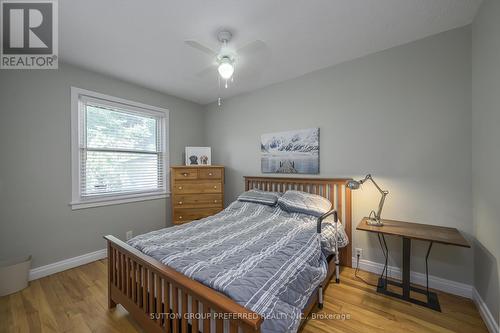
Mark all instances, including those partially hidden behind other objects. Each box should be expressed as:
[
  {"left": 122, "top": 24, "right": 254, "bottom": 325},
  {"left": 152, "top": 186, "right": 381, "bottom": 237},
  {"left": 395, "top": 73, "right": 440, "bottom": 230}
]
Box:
[{"left": 244, "top": 176, "right": 352, "bottom": 267}]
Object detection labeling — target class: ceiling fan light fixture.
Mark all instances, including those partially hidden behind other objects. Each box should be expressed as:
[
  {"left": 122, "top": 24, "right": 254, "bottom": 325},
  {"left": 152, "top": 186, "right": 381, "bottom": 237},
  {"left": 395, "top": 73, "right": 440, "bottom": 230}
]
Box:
[{"left": 217, "top": 57, "right": 234, "bottom": 80}]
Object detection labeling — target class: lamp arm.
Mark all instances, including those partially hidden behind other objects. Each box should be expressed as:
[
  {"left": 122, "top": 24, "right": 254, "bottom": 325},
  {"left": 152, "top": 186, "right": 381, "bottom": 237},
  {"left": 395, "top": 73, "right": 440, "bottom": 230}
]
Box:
[
  {"left": 363, "top": 174, "right": 385, "bottom": 194},
  {"left": 360, "top": 174, "right": 389, "bottom": 221},
  {"left": 375, "top": 190, "right": 388, "bottom": 220}
]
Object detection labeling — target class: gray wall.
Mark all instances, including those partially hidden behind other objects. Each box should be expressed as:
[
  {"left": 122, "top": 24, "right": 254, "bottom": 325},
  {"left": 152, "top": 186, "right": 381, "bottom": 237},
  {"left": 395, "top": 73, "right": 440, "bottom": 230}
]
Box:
[
  {"left": 0, "top": 63, "right": 205, "bottom": 268},
  {"left": 204, "top": 27, "right": 473, "bottom": 284},
  {"left": 472, "top": 0, "right": 500, "bottom": 325}
]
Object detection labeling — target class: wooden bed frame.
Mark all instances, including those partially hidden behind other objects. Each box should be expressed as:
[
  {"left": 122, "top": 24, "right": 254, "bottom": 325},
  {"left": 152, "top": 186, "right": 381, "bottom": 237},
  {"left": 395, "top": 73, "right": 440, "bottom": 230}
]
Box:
[{"left": 104, "top": 176, "right": 352, "bottom": 333}]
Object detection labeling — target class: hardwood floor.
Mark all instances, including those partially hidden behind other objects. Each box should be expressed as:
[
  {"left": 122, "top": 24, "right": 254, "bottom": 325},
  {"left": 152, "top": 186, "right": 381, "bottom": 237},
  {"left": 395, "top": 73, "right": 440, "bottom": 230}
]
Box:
[{"left": 0, "top": 260, "right": 488, "bottom": 333}]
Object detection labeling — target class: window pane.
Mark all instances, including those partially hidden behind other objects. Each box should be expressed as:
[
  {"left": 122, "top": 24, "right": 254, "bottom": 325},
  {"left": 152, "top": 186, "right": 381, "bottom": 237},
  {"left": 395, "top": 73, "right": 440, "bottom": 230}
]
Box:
[
  {"left": 82, "top": 151, "right": 162, "bottom": 196},
  {"left": 86, "top": 105, "right": 158, "bottom": 151}
]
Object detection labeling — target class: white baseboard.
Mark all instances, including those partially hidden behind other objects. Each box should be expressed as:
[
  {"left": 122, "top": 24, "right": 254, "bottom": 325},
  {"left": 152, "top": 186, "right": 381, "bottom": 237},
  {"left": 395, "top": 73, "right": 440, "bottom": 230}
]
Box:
[
  {"left": 29, "top": 249, "right": 107, "bottom": 281},
  {"left": 352, "top": 256, "right": 473, "bottom": 298},
  {"left": 473, "top": 288, "right": 499, "bottom": 333}
]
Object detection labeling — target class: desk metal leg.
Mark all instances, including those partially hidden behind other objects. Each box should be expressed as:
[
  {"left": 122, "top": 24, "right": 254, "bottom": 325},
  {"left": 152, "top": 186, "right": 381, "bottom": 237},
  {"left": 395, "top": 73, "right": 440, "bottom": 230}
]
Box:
[
  {"left": 376, "top": 236, "right": 441, "bottom": 311},
  {"left": 377, "top": 234, "right": 388, "bottom": 283},
  {"left": 425, "top": 241, "right": 434, "bottom": 300},
  {"left": 382, "top": 234, "right": 388, "bottom": 283},
  {"left": 402, "top": 237, "right": 411, "bottom": 298}
]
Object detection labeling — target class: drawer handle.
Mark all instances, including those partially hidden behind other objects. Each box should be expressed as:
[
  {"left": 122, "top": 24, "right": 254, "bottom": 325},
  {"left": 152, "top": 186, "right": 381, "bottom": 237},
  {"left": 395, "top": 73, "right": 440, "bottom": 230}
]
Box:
[
  {"left": 178, "top": 201, "right": 183, "bottom": 205},
  {"left": 214, "top": 200, "right": 218, "bottom": 203},
  {"left": 178, "top": 186, "right": 183, "bottom": 190},
  {"left": 179, "top": 216, "right": 183, "bottom": 219},
  {"left": 208, "top": 172, "right": 213, "bottom": 176},
  {"left": 182, "top": 173, "right": 188, "bottom": 177},
  {"left": 213, "top": 186, "right": 217, "bottom": 189}
]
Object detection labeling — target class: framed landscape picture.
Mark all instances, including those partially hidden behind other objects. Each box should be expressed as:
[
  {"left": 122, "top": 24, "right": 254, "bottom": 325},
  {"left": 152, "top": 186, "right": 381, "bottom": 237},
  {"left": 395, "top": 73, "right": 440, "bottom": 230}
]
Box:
[
  {"left": 185, "top": 147, "right": 211, "bottom": 165},
  {"left": 261, "top": 128, "right": 319, "bottom": 174}
]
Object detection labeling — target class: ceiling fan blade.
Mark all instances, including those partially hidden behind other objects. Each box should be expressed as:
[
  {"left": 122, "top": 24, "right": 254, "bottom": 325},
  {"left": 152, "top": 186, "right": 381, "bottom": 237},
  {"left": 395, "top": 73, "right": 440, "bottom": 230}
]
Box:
[
  {"left": 185, "top": 40, "right": 217, "bottom": 56},
  {"left": 233, "top": 58, "right": 264, "bottom": 83},
  {"left": 236, "top": 40, "right": 267, "bottom": 55},
  {"left": 196, "top": 65, "right": 217, "bottom": 78},
  {"left": 235, "top": 43, "right": 270, "bottom": 75}
]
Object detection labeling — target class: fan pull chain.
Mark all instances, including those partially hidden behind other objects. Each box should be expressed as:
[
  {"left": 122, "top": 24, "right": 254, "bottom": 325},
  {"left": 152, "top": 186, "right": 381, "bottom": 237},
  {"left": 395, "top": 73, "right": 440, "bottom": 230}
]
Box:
[{"left": 217, "top": 75, "right": 223, "bottom": 109}]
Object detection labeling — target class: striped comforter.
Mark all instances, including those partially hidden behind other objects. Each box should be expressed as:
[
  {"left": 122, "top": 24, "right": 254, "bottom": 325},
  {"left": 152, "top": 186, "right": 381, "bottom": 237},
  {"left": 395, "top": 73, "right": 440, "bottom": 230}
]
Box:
[{"left": 127, "top": 201, "right": 348, "bottom": 333}]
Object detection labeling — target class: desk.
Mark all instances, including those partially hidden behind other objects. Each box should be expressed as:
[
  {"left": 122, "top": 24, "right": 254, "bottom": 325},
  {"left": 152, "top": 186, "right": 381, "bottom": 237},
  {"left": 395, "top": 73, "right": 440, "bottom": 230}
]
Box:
[{"left": 356, "top": 218, "right": 470, "bottom": 311}]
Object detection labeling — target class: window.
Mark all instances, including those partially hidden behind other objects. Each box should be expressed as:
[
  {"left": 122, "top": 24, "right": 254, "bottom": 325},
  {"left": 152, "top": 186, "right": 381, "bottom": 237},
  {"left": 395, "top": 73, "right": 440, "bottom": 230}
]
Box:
[{"left": 71, "top": 87, "right": 169, "bottom": 209}]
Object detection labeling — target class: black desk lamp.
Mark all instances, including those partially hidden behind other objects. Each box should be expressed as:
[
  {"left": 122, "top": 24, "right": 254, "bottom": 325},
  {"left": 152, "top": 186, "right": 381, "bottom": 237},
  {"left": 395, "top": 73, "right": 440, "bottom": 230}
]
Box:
[{"left": 346, "top": 174, "right": 388, "bottom": 226}]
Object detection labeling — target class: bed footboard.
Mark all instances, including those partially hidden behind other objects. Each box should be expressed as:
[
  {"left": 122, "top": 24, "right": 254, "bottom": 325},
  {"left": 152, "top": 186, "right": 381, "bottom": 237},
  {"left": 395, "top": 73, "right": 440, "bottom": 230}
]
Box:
[{"left": 105, "top": 235, "right": 263, "bottom": 333}]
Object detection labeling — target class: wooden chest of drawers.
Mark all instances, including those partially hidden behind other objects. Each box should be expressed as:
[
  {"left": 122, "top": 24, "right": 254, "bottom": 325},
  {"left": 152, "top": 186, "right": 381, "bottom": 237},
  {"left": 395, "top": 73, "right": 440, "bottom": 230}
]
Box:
[{"left": 170, "top": 166, "right": 224, "bottom": 225}]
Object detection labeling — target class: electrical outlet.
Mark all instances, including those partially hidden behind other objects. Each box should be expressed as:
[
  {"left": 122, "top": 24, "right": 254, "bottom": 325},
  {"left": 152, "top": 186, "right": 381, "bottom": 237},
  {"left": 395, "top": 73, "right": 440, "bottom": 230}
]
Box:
[
  {"left": 126, "top": 230, "right": 133, "bottom": 240},
  {"left": 355, "top": 248, "right": 363, "bottom": 258}
]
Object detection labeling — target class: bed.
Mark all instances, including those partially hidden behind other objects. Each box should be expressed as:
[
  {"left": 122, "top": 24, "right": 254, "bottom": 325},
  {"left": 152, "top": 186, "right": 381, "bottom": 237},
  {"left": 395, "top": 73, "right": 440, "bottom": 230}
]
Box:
[{"left": 104, "top": 176, "right": 352, "bottom": 333}]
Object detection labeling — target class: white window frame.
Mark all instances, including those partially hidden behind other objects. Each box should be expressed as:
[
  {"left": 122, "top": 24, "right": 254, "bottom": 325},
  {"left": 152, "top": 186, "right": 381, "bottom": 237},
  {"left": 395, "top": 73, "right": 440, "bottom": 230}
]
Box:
[{"left": 70, "top": 87, "right": 170, "bottom": 210}]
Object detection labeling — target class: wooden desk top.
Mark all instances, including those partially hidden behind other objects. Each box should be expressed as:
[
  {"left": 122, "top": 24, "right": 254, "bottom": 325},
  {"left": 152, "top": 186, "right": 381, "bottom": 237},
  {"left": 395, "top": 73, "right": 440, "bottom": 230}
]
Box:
[{"left": 356, "top": 218, "right": 470, "bottom": 248}]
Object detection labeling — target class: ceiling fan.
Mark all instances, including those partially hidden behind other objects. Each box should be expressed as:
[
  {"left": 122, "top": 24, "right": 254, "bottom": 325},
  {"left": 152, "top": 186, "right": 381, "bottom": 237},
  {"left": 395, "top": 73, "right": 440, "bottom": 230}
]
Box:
[{"left": 185, "top": 30, "right": 267, "bottom": 105}]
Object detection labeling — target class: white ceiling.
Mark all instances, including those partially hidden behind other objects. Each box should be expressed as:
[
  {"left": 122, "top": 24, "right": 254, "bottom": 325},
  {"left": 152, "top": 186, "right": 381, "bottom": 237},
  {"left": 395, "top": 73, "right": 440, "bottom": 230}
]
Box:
[{"left": 60, "top": 0, "right": 481, "bottom": 105}]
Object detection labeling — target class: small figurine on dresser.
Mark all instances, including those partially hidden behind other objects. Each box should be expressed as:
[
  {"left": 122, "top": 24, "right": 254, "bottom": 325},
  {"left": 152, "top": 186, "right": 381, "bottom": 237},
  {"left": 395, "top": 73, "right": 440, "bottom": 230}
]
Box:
[{"left": 189, "top": 155, "right": 199, "bottom": 165}]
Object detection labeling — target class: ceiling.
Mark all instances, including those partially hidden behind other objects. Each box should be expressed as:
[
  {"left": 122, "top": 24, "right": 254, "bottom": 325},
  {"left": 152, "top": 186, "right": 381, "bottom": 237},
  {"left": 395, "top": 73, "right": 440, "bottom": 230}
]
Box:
[{"left": 60, "top": 0, "right": 482, "bottom": 105}]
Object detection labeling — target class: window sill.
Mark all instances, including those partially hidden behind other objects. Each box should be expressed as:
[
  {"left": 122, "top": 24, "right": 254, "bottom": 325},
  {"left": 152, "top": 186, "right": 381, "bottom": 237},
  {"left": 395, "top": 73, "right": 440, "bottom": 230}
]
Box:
[{"left": 70, "top": 192, "right": 170, "bottom": 210}]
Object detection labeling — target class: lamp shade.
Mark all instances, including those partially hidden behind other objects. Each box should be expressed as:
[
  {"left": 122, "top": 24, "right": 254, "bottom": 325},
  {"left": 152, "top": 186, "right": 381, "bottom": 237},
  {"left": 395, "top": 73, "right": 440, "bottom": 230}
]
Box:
[{"left": 346, "top": 179, "right": 361, "bottom": 190}]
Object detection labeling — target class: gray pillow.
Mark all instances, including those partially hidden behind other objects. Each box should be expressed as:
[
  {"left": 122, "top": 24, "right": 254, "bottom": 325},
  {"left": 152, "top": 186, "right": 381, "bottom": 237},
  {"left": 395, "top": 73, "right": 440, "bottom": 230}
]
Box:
[
  {"left": 237, "top": 189, "right": 279, "bottom": 206},
  {"left": 278, "top": 190, "right": 332, "bottom": 217}
]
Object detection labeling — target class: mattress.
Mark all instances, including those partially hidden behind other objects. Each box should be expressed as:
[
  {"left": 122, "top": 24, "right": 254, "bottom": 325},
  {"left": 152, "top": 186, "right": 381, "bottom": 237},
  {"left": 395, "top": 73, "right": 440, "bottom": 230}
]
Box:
[{"left": 127, "top": 200, "right": 349, "bottom": 333}]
